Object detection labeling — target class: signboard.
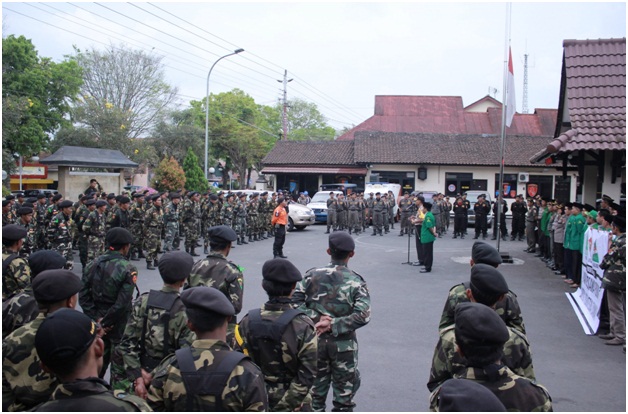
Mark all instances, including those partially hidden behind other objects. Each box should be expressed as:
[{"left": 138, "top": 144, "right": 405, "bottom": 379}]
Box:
[
  {"left": 527, "top": 183, "right": 538, "bottom": 198},
  {"left": 448, "top": 184, "right": 456, "bottom": 192},
  {"left": 10, "top": 163, "right": 47, "bottom": 179}
]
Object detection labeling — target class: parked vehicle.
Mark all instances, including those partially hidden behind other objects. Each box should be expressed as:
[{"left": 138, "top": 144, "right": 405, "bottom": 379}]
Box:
[
  {"left": 449, "top": 190, "right": 493, "bottom": 227},
  {"left": 320, "top": 183, "right": 357, "bottom": 195},
  {"left": 240, "top": 190, "right": 315, "bottom": 231},
  {"left": 365, "top": 182, "right": 402, "bottom": 218},
  {"left": 16, "top": 189, "right": 59, "bottom": 198},
  {"left": 307, "top": 190, "right": 344, "bottom": 223}
]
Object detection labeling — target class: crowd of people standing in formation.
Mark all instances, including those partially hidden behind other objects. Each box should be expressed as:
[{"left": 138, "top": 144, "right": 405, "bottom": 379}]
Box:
[{"left": 1, "top": 178, "right": 624, "bottom": 411}]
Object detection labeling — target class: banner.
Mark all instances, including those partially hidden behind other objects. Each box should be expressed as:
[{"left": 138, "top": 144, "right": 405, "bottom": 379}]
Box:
[{"left": 566, "top": 228, "right": 610, "bottom": 335}]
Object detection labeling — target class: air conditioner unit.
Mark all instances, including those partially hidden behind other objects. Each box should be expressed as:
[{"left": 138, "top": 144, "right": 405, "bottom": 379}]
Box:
[{"left": 518, "top": 172, "right": 529, "bottom": 183}]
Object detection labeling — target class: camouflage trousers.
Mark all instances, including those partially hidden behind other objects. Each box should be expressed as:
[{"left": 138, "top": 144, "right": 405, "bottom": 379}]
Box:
[
  {"left": 312, "top": 335, "right": 360, "bottom": 412},
  {"left": 87, "top": 235, "right": 105, "bottom": 264},
  {"left": 110, "top": 345, "right": 133, "bottom": 394},
  {"left": 130, "top": 223, "right": 144, "bottom": 256},
  {"left": 144, "top": 229, "right": 161, "bottom": 263},
  {"left": 163, "top": 222, "right": 180, "bottom": 251},
  {"left": 51, "top": 240, "right": 74, "bottom": 269},
  {"left": 184, "top": 221, "right": 200, "bottom": 249},
  {"left": 248, "top": 215, "right": 259, "bottom": 236},
  {"left": 78, "top": 234, "right": 89, "bottom": 267},
  {"left": 234, "top": 217, "right": 247, "bottom": 239}
]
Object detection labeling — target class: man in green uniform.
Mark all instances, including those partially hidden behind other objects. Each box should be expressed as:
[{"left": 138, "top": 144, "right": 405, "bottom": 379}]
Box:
[
  {"left": 116, "top": 251, "right": 196, "bottom": 397},
  {"left": 128, "top": 193, "right": 146, "bottom": 261},
  {"left": 420, "top": 202, "right": 437, "bottom": 273},
  {"left": 2, "top": 224, "right": 31, "bottom": 300},
  {"left": 2, "top": 269, "right": 82, "bottom": 411},
  {"left": 76, "top": 198, "right": 95, "bottom": 268},
  {"left": 143, "top": 194, "right": 164, "bottom": 270},
  {"left": 80, "top": 228, "right": 139, "bottom": 378},
  {"left": 236, "top": 259, "right": 318, "bottom": 411},
  {"left": 429, "top": 303, "right": 552, "bottom": 411},
  {"left": 181, "top": 192, "right": 201, "bottom": 256},
  {"left": 47, "top": 199, "right": 74, "bottom": 270},
  {"left": 292, "top": 231, "right": 371, "bottom": 412},
  {"left": 32, "top": 308, "right": 151, "bottom": 411},
  {"left": 83, "top": 200, "right": 108, "bottom": 265},
  {"left": 15, "top": 207, "right": 37, "bottom": 258},
  {"left": 147, "top": 286, "right": 268, "bottom": 411},
  {"left": 234, "top": 193, "right": 249, "bottom": 245}
]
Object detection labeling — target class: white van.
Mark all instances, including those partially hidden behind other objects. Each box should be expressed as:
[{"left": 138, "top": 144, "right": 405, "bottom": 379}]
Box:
[{"left": 364, "top": 182, "right": 403, "bottom": 217}]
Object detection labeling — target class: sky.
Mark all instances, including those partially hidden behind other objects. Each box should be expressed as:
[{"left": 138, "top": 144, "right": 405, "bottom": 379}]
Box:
[{"left": 2, "top": 1, "right": 626, "bottom": 131}]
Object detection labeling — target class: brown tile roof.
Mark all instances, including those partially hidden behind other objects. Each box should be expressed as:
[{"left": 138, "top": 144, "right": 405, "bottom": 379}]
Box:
[
  {"left": 261, "top": 140, "right": 355, "bottom": 165},
  {"left": 549, "top": 38, "right": 626, "bottom": 154},
  {"left": 337, "top": 95, "right": 557, "bottom": 140},
  {"left": 354, "top": 131, "right": 559, "bottom": 167}
]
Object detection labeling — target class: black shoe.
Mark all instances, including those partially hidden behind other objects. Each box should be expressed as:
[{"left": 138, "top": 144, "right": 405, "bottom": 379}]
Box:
[
  {"left": 491, "top": 237, "right": 497, "bottom": 240},
  {"left": 325, "top": 230, "right": 330, "bottom": 234},
  {"left": 473, "top": 236, "right": 479, "bottom": 239},
  {"left": 371, "top": 233, "right": 376, "bottom": 236},
  {"left": 453, "top": 235, "right": 457, "bottom": 239},
  {"left": 460, "top": 235, "right": 464, "bottom": 239},
  {"left": 147, "top": 261, "right": 155, "bottom": 270},
  {"left": 412, "top": 261, "right": 423, "bottom": 266},
  {"left": 203, "top": 247, "right": 208, "bottom": 254},
  {"left": 554, "top": 270, "right": 564, "bottom": 275},
  {"left": 399, "top": 233, "right": 404, "bottom": 236},
  {"left": 277, "top": 254, "right": 288, "bottom": 259},
  {"left": 420, "top": 269, "right": 431, "bottom": 273}
]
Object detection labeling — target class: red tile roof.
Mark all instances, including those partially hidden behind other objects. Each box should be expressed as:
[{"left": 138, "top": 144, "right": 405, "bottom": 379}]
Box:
[
  {"left": 262, "top": 140, "right": 355, "bottom": 165},
  {"left": 337, "top": 95, "right": 556, "bottom": 140},
  {"left": 545, "top": 38, "right": 625, "bottom": 155}
]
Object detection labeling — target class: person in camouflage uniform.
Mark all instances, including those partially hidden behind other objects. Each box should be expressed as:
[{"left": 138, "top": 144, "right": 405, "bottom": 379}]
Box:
[
  {"left": 203, "top": 194, "right": 222, "bottom": 253},
  {"left": 143, "top": 195, "right": 164, "bottom": 270},
  {"left": 15, "top": 206, "right": 37, "bottom": 258},
  {"left": 326, "top": 192, "right": 338, "bottom": 234},
  {"left": 247, "top": 193, "right": 260, "bottom": 242},
  {"left": 428, "top": 303, "right": 552, "bottom": 412},
  {"left": 162, "top": 192, "right": 181, "bottom": 253},
  {"left": 292, "top": 231, "right": 371, "bottom": 412},
  {"left": 76, "top": 198, "right": 95, "bottom": 268},
  {"left": 268, "top": 193, "right": 278, "bottom": 237},
  {"left": 258, "top": 192, "right": 270, "bottom": 239},
  {"left": 234, "top": 193, "right": 249, "bottom": 245},
  {"left": 80, "top": 228, "right": 139, "bottom": 379},
  {"left": 187, "top": 225, "right": 243, "bottom": 345},
  {"left": 221, "top": 193, "right": 236, "bottom": 230},
  {"left": 47, "top": 200, "right": 75, "bottom": 270},
  {"left": 116, "top": 251, "right": 196, "bottom": 397},
  {"left": 2, "top": 225, "right": 32, "bottom": 300},
  {"left": 236, "top": 259, "right": 318, "bottom": 411},
  {"left": 82, "top": 200, "right": 108, "bottom": 265},
  {"left": 103, "top": 193, "right": 117, "bottom": 223},
  {"left": 439, "top": 243, "right": 526, "bottom": 334},
  {"left": 31, "top": 308, "right": 151, "bottom": 412},
  {"left": 3, "top": 198, "right": 16, "bottom": 226},
  {"left": 43, "top": 193, "right": 63, "bottom": 235},
  {"left": 2, "top": 250, "right": 66, "bottom": 341},
  {"left": 2, "top": 269, "right": 82, "bottom": 412},
  {"left": 107, "top": 196, "right": 131, "bottom": 231},
  {"left": 128, "top": 193, "right": 146, "bottom": 261},
  {"left": 599, "top": 215, "right": 626, "bottom": 346},
  {"left": 34, "top": 194, "right": 49, "bottom": 250},
  {"left": 181, "top": 192, "right": 201, "bottom": 256},
  {"left": 147, "top": 286, "right": 268, "bottom": 411}
]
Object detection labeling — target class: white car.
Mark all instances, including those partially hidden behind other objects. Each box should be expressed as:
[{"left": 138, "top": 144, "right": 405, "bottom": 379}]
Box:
[
  {"left": 307, "top": 191, "right": 344, "bottom": 223},
  {"left": 239, "top": 190, "right": 315, "bottom": 231}
]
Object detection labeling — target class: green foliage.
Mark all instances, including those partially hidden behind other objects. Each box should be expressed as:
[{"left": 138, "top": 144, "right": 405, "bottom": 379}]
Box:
[
  {"left": 149, "top": 108, "right": 205, "bottom": 165},
  {"left": 2, "top": 185, "right": 10, "bottom": 198},
  {"left": 182, "top": 148, "right": 208, "bottom": 193},
  {"left": 2, "top": 35, "right": 83, "bottom": 173},
  {"left": 283, "top": 98, "right": 336, "bottom": 141},
  {"left": 151, "top": 156, "right": 186, "bottom": 192}
]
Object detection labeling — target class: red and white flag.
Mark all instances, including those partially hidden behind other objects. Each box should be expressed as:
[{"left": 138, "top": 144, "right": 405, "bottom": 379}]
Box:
[{"left": 506, "top": 47, "right": 516, "bottom": 127}]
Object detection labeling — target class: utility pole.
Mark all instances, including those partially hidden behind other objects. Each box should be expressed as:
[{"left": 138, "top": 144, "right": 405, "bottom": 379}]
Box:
[
  {"left": 277, "top": 70, "right": 293, "bottom": 140},
  {"left": 522, "top": 52, "right": 529, "bottom": 114}
]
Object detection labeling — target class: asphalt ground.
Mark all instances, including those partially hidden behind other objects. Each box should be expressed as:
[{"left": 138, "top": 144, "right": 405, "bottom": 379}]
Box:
[{"left": 75, "top": 221, "right": 626, "bottom": 412}]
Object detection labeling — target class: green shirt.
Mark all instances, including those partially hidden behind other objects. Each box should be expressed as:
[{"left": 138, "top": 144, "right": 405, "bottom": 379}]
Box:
[{"left": 421, "top": 212, "right": 436, "bottom": 244}]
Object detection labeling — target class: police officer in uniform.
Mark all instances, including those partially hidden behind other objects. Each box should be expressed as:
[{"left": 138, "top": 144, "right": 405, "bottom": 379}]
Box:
[
  {"left": 473, "top": 194, "right": 490, "bottom": 240},
  {"left": 510, "top": 194, "right": 527, "bottom": 241},
  {"left": 371, "top": 192, "right": 385, "bottom": 236},
  {"left": 326, "top": 192, "right": 338, "bottom": 233}
]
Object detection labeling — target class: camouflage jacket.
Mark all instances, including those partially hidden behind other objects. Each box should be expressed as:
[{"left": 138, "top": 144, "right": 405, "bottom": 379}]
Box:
[
  {"left": 234, "top": 200, "right": 248, "bottom": 218},
  {"left": 43, "top": 204, "right": 59, "bottom": 229},
  {"left": 2, "top": 248, "right": 31, "bottom": 300},
  {"left": 429, "top": 365, "right": 552, "bottom": 412},
  {"left": 82, "top": 210, "right": 106, "bottom": 238},
  {"left": 128, "top": 202, "right": 145, "bottom": 225},
  {"left": 47, "top": 212, "right": 73, "bottom": 246},
  {"left": 439, "top": 283, "right": 526, "bottom": 334},
  {"left": 292, "top": 259, "right": 371, "bottom": 337},
  {"left": 2, "top": 289, "right": 38, "bottom": 340},
  {"left": 206, "top": 201, "right": 222, "bottom": 226},
  {"left": 107, "top": 206, "right": 130, "bottom": 230},
  {"left": 16, "top": 219, "right": 37, "bottom": 258},
  {"left": 180, "top": 199, "right": 200, "bottom": 225},
  {"left": 2, "top": 313, "right": 57, "bottom": 411},
  {"left": 162, "top": 201, "right": 179, "bottom": 226},
  {"left": 427, "top": 324, "right": 535, "bottom": 392},
  {"left": 147, "top": 339, "right": 268, "bottom": 411},
  {"left": 186, "top": 252, "right": 244, "bottom": 315},
  {"left": 118, "top": 286, "right": 195, "bottom": 380},
  {"left": 221, "top": 202, "right": 235, "bottom": 224},
  {"left": 144, "top": 205, "right": 164, "bottom": 235},
  {"left": 236, "top": 299, "right": 317, "bottom": 411},
  {"left": 74, "top": 204, "right": 91, "bottom": 235},
  {"left": 3, "top": 210, "right": 16, "bottom": 226},
  {"left": 33, "top": 377, "right": 151, "bottom": 411},
  {"left": 601, "top": 233, "right": 626, "bottom": 292},
  {"left": 80, "top": 251, "right": 139, "bottom": 342}
]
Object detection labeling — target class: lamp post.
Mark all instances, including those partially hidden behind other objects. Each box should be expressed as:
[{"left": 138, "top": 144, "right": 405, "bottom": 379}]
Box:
[{"left": 204, "top": 48, "right": 245, "bottom": 179}]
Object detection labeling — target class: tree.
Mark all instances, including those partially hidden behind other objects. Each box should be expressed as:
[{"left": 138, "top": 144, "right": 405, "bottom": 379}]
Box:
[
  {"left": 149, "top": 108, "right": 205, "bottom": 165},
  {"left": 151, "top": 156, "right": 186, "bottom": 192},
  {"left": 182, "top": 148, "right": 208, "bottom": 193},
  {"left": 283, "top": 98, "right": 336, "bottom": 141},
  {"left": 2, "top": 35, "right": 82, "bottom": 178}
]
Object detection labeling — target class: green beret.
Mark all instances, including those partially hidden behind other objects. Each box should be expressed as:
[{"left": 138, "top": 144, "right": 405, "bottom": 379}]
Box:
[
  {"left": 35, "top": 309, "right": 98, "bottom": 372},
  {"left": 3, "top": 224, "right": 27, "bottom": 241},
  {"left": 181, "top": 286, "right": 235, "bottom": 317},
  {"left": 329, "top": 231, "right": 355, "bottom": 252},
  {"left": 208, "top": 225, "right": 237, "bottom": 244},
  {"left": 438, "top": 379, "right": 506, "bottom": 412},
  {"left": 32, "top": 269, "right": 82, "bottom": 302},
  {"left": 471, "top": 242, "right": 502, "bottom": 267},
  {"left": 28, "top": 250, "right": 66, "bottom": 277},
  {"left": 469, "top": 264, "right": 509, "bottom": 307},
  {"left": 262, "top": 258, "right": 302, "bottom": 283},
  {"left": 158, "top": 251, "right": 194, "bottom": 284},
  {"left": 106, "top": 228, "right": 134, "bottom": 245},
  {"left": 454, "top": 302, "right": 509, "bottom": 345}
]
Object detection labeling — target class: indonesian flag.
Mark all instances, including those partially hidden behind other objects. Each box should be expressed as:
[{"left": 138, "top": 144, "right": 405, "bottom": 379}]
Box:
[{"left": 506, "top": 47, "right": 516, "bottom": 127}]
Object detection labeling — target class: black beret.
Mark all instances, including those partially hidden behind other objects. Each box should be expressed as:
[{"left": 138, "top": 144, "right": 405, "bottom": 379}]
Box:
[
  {"left": 601, "top": 194, "right": 614, "bottom": 203},
  {"left": 5, "top": 195, "right": 15, "bottom": 201},
  {"left": 118, "top": 196, "right": 131, "bottom": 204},
  {"left": 28, "top": 250, "right": 67, "bottom": 277},
  {"left": 238, "top": 193, "right": 246, "bottom": 198},
  {"left": 52, "top": 194, "right": 63, "bottom": 202},
  {"left": 189, "top": 191, "right": 199, "bottom": 197},
  {"left": 132, "top": 193, "right": 143, "bottom": 198},
  {"left": 469, "top": 264, "right": 509, "bottom": 306},
  {"left": 106, "top": 227, "right": 134, "bottom": 245},
  {"left": 15, "top": 192, "right": 24, "bottom": 198},
  {"left": 58, "top": 200, "right": 73, "bottom": 209},
  {"left": 152, "top": 194, "right": 162, "bottom": 202},
  {"left": 209, "top": 194, "right": 218, "bottom": 201},
  {"left": 329, "top": 231, "right": 355, "bottom": 252},
  {"left": 571, "top": 202, "right": 584, "bottom": 210},
  {"left": 565, "top": 202, "right": 574, "bottom": 208},
  {"left": 208, "top": 225, "right": 237, "bottom": 244},
  {"left": 80, "top": 195, "right": 91, "bottom": 202},
  {"left": 159, "top": 251, "right": 194, "bottom": 284},
  {"left": 3, "top": 224, "right": 27, "bottom": 241},
  {"left": 170, "top": 192, "right": 181, "bottom": 199},
  {"left": 181, "top": 286, "right": 235, "bottom": 317},
  {"left": 84, "top": 199, "right": 96, "bottom": 206},
  {"left": 454, "top": 302, "right": 510, "bottom": 346},
  {"left": 217, "top": 191, "right": 224, "bottom": 196},
  {"left": 115, "top": 195, "right": 122, "bottom": 202},
  {"left": 26, "top": 197, "right": 37, "bottom": 203},
  {"left": 610, "top": 201, "right": 621, "bottom": 211},
  {"left": 261, "top": 191, "right": 268, "bottom": 196},
  {"left": 17, "top": 207, "right": 33, "bottom": 215},
  {"left": 612, "top": 215, "right": 626, "bottom": 229},
  {"left": 95, "top": 200, "right": 108, "bottom": 208},
  {"left": 106, "top": 193, "right": 116, "bottom": 199},
  {"left": 438, "top": 378, "right": 506, "bottom": 412},
  {"left": 35, "top": 308, "right": 98, "bottom": 372},
  {"left": 37, "top": 193, "right": 47, "bottom": 199},
  {"left": 471, "top": 242, "right": 502, "bottom": 267},
  {"left": 583, "top": 203, "right": 595, "bottom": 212},
  {"left": 22, "top": 202, "right": 34, "bottom": 208},
  {"left": 262, "top": 258, "right": 302, "bottom": 283},
  {"left": 32, "top": 269, "right": 82, "bottom": 302}
]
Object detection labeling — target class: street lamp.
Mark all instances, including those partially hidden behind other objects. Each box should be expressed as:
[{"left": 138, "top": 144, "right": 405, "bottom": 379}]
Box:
[{"left": 204, "top": 48, "right": 245, "bottom": 179}]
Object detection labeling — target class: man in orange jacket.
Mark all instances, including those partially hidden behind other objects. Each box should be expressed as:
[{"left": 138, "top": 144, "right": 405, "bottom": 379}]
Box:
[{"left": 271, "top": 197, "right": 288, "bottom": 258}]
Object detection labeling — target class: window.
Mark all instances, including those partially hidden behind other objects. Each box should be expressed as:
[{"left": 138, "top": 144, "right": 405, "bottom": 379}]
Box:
[
  {"left": 494, "top": 174, "right": 518, "bottom": 199},
  {"left": 445, "top": 173, "right": 473, "bottom": 196}
]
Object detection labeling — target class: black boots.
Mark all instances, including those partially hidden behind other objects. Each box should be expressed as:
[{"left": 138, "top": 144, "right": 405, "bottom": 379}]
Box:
[
  {"left": 190, "top": 248, "right": 199, "bottom": 257},
  {"left": 147, "top": 261, "right": 155, "bottom": 270}
]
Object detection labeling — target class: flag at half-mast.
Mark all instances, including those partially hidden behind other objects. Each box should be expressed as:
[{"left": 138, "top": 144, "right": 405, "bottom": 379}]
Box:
[{"left": 506, "top": 47, "right": 516, "bottom": 127}]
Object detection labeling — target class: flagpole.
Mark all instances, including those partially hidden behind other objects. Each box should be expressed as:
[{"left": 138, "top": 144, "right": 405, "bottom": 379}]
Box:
[{"left": 497, "top": 3, "right": 512, "bottom": 253}]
